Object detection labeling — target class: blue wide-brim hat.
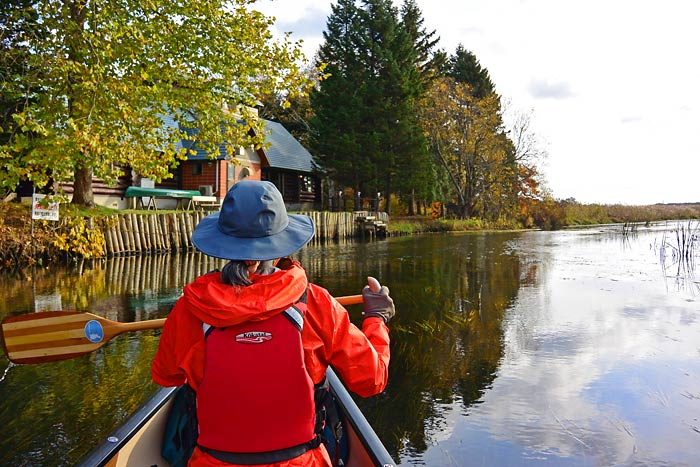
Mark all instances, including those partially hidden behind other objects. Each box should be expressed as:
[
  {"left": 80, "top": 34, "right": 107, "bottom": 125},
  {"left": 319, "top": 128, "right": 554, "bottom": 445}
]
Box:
[{"left": 192, "top": 180, "right": 315, "bottom": 261}]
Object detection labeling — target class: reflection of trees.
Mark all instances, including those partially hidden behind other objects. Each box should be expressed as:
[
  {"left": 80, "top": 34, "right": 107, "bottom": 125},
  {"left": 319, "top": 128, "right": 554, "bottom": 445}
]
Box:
[
  {"left": 0, "top": 252, "right": 226, "bottom": 466},
  {"left": 0, "top": 329, "right": 160, "bottom": 466},
  {"left": 0, "top": 252, "right": 226, "bottom": 320},
  {"left": 349, "top": 233, "right": 522, "bottom": 460}
]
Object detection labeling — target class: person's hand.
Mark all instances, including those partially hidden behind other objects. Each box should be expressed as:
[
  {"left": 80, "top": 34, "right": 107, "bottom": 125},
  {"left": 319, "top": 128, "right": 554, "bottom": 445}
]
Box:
[{"left": 362, "top": 282, "right": 395, "bottom": 324}]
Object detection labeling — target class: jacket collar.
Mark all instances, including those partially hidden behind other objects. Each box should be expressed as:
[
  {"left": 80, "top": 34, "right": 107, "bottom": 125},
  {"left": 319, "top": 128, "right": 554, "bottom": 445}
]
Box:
[{"left": 182, "top": 262, "right": 308, "bottom": 328}]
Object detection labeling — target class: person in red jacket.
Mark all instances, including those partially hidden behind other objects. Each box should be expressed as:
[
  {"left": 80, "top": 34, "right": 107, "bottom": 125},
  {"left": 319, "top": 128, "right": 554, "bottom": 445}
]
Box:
[{"left": 152, "top": 180, "right": 395, "bottom": 467}]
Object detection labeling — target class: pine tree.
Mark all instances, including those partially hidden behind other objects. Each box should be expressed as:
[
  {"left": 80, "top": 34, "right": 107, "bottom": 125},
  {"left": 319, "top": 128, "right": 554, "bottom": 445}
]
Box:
[
  {"left": 445, "top": 45, "right": 496, "bottom": 99},
  {"left": 401, "top": 0, "right": 445, "bottom": 93},
  {"left": 310, "top": 0, "right": 371, "bottom": 195},
  {"left": 311, "top": 0, "right": 434, "bottom": 214},
  {"left": 398, "top": 0, "right": 446, "bottom": 214}
]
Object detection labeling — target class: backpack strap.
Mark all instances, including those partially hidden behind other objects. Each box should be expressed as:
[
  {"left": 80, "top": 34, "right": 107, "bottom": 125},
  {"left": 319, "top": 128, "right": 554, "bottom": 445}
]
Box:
[{"left": 199, "top": 436, "right": 322, "bottom": 465}]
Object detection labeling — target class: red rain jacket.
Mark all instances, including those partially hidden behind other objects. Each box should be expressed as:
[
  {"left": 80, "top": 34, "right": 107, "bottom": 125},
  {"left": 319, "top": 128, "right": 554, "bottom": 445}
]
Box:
[{"left": 152, "top": 261, "right": 391, "bottom": 467}]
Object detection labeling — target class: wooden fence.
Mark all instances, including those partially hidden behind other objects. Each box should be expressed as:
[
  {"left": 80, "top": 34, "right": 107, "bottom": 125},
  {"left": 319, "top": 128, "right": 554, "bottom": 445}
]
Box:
[{"left": 101, "top": 211, "right": 389, "bottom": 257}]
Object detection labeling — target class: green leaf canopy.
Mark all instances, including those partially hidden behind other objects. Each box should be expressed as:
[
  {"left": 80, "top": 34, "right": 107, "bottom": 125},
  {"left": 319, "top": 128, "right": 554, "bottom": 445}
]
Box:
[{"left": 0, "top": 0, "right": 311, "bottom": 205}]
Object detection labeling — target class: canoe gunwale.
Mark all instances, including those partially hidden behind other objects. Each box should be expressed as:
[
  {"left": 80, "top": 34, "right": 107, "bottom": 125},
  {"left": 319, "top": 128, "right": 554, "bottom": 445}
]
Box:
[
  {"left": 326, "top": 367, "right": 396, "bottom": 467},
  {"left": 76, "top": 386, "right": 178, "bottom": 467}
]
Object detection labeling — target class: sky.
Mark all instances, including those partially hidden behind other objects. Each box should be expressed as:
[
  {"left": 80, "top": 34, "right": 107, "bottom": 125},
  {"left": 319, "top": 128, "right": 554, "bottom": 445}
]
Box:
[{"left": 253, "top": 0, "right": 700, "bottom": 205}]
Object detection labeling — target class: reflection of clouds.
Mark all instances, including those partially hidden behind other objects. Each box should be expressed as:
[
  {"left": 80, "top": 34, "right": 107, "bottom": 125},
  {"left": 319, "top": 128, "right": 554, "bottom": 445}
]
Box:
[
  {"left": 498, "top": 230, "right": 700, "bottom": 464},
  {"left": 412, "top": 228, "right": 700, "bottom": 466}
]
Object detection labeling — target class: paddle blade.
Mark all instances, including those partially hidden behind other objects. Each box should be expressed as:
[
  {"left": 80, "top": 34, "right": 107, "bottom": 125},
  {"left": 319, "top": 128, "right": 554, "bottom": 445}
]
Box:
[{"left": 1, "top": 311, "right": 162, "bottom": 364}]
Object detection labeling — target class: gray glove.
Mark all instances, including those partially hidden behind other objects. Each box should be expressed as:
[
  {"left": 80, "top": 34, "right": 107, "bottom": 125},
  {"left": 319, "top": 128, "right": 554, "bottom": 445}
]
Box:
[{"left": 362, "top": 285, "right": 395, "bottom": 324}]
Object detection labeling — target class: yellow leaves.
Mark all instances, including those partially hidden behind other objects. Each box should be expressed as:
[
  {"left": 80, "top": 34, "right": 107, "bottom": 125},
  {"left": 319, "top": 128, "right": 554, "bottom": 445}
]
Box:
[
  {"left": 3, "top": 0, "right": 314, "bottom": 206},
  {"left": 12, "top": 113, "right": 49, "bottom": 137},
  {"left": 430, "top": 201, "right": 442, "bottom": 219},
  {"left": 53, "top": 216, "right": 105, "bottom": 259}
]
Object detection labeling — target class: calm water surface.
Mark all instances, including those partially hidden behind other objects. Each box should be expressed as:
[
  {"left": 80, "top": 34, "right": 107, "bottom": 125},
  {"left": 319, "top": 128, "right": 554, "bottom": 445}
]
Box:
[{"left": 1, "top": 223, "right": 699, "bottom": 466}]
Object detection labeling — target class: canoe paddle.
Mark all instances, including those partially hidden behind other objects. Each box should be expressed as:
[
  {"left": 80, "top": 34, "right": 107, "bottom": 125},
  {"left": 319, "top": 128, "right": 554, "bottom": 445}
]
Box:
[{"left": 1, "top": 294, "right": 364, "bottom": 365}]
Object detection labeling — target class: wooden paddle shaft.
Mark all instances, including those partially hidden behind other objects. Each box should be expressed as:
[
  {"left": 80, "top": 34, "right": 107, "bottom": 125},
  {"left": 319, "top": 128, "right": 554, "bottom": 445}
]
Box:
[{"left": 337, "top": 294, "right": 362, "bottom": 306}]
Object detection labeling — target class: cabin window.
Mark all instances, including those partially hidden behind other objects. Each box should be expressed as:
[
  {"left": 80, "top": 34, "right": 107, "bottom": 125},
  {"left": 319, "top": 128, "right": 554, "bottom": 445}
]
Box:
[
  {"left": 192, "top": 163, "right": 203, "bottom": 176},
  {"left": 300, "top": 175, "right": 314, "bottom": 193}
]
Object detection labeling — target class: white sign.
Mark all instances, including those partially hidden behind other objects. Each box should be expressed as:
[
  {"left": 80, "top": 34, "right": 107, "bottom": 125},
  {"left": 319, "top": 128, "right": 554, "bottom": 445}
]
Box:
[{"left": 32, "top": 193, "right": 59, "bottom": 221}]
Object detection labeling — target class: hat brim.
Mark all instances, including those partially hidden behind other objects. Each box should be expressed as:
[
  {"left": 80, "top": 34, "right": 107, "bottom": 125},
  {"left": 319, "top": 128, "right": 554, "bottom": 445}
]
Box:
[{"left": 192, "top": 213, "right": 315, "bottom": 261}]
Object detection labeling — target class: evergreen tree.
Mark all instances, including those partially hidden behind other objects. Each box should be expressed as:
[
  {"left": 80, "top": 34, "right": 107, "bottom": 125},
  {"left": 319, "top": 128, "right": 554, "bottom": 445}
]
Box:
[
  {"left": 445, "top": 45, "right": 495, "bottom": 99},
  {"left": 310, "top": 0, "right": 371, "bottom": 195},
  {"left": 399, "top": 0, "right": 446, "bottom": 214},
  {"left": 401, "top": 0, "right": 445, "bottom": 92},
  {"left": 311, "top": 0, "right": 431, "bottom": 214}
]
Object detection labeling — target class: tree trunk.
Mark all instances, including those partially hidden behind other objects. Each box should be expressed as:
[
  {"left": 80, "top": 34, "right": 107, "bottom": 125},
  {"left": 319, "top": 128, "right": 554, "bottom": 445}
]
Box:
[
  {"left": 408, "top": 189, "right": 415, "bottom": 216},
  {"left": 72, "top": 165, "right": 95, "bottom": 207}
]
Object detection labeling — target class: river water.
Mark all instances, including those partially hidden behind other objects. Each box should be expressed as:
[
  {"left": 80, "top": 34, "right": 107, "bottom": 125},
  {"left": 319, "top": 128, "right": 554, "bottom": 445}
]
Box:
[{"left": 1, "top": 223, "right": 699, "bottom": 466}]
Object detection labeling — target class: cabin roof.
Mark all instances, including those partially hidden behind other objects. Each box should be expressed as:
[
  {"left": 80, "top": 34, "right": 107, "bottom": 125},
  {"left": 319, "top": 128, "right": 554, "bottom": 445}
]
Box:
[
  {"left": 259, "top": 120, "right": 315, "bottom": 173},
  {"left": 163, "top": 114, "right": 316, "bottom": 174}
]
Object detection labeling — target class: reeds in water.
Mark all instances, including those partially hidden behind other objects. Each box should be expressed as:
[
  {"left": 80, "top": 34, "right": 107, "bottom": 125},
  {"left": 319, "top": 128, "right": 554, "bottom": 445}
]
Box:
[
  {"left": 659, "top": 221, "right": 698, "bottom": 264},
  {"left": 656, "top": 221, "right": 699, "bottom": 292},
  {"left": 621, "top": 222, "right": 640, "bottom": 237}
]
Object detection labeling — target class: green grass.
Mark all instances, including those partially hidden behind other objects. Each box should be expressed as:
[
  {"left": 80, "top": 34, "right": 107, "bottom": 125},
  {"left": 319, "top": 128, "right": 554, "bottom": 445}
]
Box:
[
  {"left": 387, "top": 216, "right": 522, "bottom": 235},
  {"left": 60, "top": 203, "right": 121, "bottom": 217}
]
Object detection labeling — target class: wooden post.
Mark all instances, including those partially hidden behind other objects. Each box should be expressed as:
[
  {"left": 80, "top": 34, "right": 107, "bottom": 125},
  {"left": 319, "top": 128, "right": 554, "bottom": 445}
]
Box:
[
  {"left": 104, "top": 217, "right": 114, "bottom": 256},
  {"left": 117, "top": 215, "right": 127, "bottom": 255}
]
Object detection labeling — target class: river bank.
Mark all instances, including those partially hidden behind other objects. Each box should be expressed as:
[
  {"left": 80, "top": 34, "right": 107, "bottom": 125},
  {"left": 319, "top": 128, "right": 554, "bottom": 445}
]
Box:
[
  {"left": 2, "top": 199, "right": 699, "bottom": 272},
  {"left": 0, "top": 202, "right": 388, "bottom": 271}
]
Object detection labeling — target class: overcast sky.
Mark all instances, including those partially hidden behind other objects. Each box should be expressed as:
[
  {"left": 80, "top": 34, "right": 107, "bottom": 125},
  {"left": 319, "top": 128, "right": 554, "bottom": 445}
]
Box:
[{"left": 254, "top": 0, "right": 700, "bottom": 205}]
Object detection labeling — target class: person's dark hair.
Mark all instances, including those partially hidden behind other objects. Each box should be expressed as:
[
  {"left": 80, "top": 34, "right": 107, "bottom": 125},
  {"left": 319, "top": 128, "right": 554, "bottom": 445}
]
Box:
[{"left": 221, "top": 260, "right": 276, "bottom": 286}]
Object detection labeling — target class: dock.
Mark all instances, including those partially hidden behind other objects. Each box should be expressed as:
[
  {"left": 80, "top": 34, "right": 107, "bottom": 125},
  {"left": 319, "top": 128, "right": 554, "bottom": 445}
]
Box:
[{"left": 355, "top": 213, "right": 387, "bottom": 239}]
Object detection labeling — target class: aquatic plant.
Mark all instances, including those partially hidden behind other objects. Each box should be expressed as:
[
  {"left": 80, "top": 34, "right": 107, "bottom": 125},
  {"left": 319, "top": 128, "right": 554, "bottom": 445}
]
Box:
[
  {"left": 659, "top": 221, "right": 698, "bottom": 264},
  {"left": 621, "top": 222, "right": 641, "bottom": 237},
  {"left": 656, "top": 221, "right": 699, "bottom": 293}
]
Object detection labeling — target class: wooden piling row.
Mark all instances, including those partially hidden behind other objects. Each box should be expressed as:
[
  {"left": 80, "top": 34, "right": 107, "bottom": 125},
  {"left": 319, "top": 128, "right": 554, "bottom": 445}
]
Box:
[{"left": 100, "top": 211, "right": 387, "bottom": 257}]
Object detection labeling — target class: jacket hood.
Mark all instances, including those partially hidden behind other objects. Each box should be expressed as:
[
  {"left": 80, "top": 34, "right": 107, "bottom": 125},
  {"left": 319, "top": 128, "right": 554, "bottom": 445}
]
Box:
[{"left": 181, "top": 262, "right": 308, "bottom": 328}]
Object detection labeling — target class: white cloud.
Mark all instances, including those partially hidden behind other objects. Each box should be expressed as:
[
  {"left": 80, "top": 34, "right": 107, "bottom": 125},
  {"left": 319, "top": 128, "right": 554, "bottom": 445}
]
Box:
[{"left": 528, "top": 79, "right": 576, "bottom": 100}]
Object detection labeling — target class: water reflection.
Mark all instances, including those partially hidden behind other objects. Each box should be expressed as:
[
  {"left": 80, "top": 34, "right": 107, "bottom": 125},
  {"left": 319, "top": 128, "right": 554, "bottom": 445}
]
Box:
[
  {"left": 398, "top": 227, "right": 700, "bottom": 466},
  {"left": 0, "top": 252, "right": 227, "bottom": 467},
  {"left": 1, "top": 227, "right": 699, "bottom": 466},
  {"left": 0, "top": 252, "right": 227, "bottom": 320}
]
